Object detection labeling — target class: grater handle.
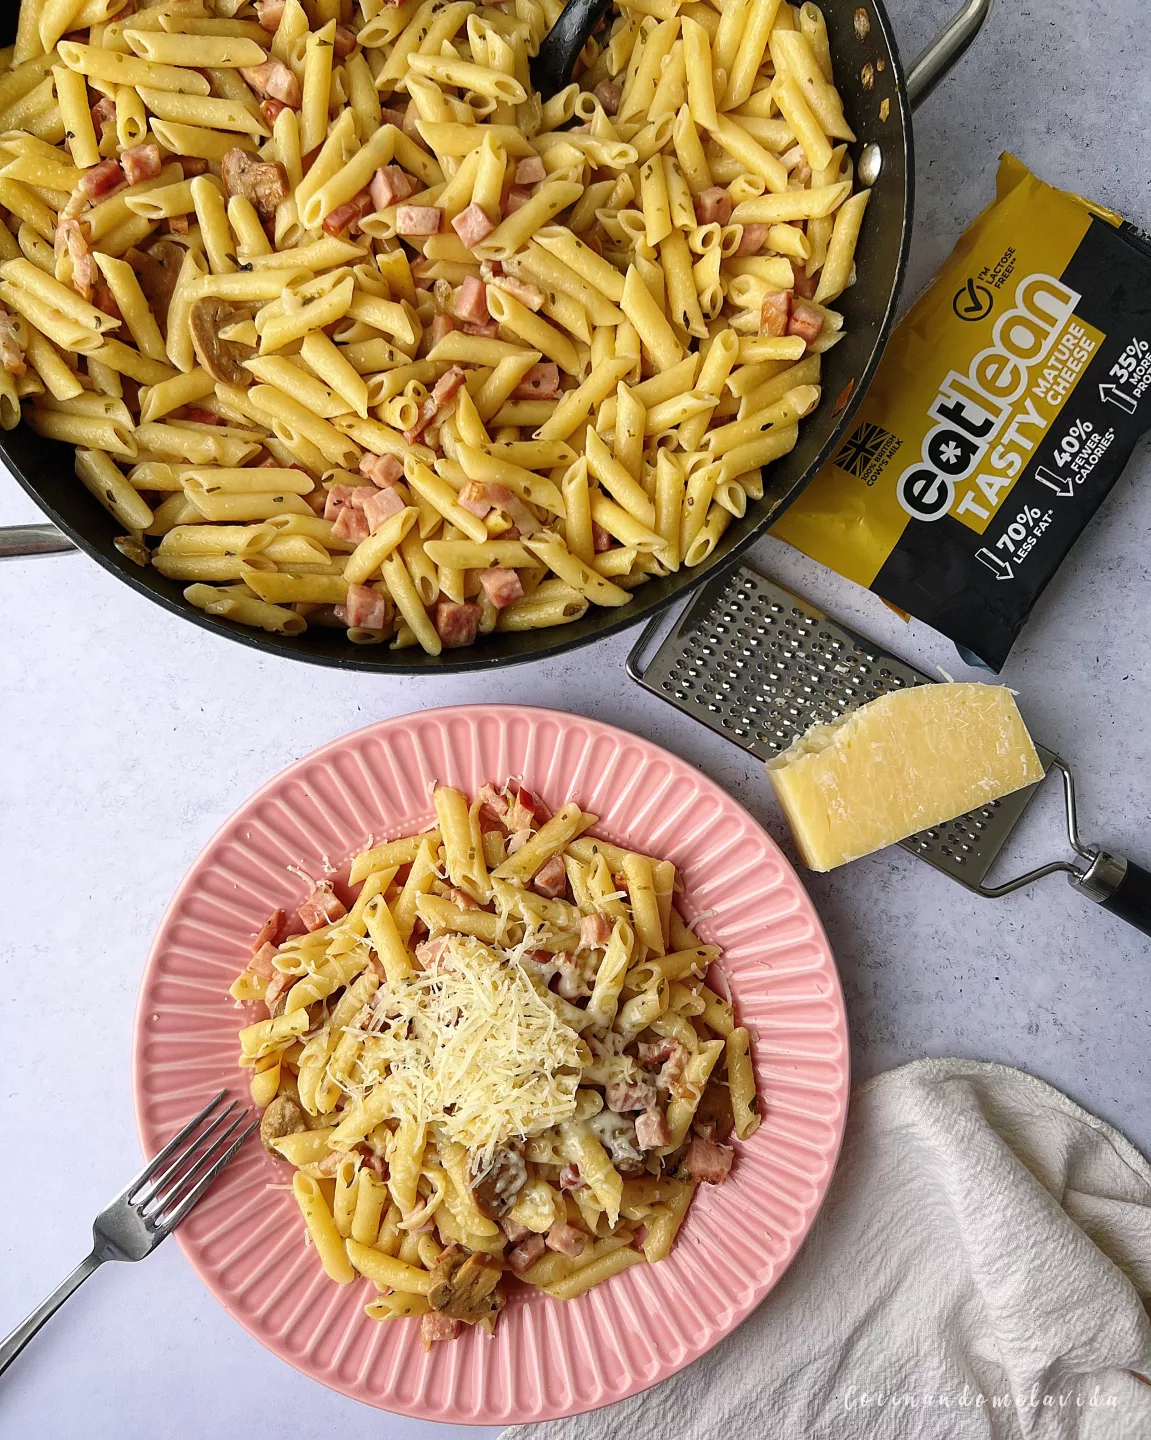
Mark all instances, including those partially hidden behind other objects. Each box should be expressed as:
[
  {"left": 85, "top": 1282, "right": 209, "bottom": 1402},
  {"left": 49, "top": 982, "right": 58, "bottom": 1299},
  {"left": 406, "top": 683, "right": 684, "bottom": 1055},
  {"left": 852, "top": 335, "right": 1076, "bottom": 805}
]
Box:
[{"left": 1074, "top": 853, "right": 1151, "bottom": 938}]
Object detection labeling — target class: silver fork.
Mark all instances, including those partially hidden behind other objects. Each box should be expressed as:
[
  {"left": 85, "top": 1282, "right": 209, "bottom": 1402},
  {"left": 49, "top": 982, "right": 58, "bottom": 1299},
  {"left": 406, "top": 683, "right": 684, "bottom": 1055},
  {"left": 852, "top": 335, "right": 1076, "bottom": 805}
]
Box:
[{"left": 0, "top": 1090, "right": 258, "bottom": 1376}]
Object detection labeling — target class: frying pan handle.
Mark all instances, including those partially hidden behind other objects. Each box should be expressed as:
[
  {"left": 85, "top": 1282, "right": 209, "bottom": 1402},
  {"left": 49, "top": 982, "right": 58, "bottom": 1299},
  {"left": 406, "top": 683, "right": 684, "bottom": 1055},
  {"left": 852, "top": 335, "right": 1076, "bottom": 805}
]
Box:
[
  {"left": 906, "top": 0, "right": 994, "bottom": 110},
  {"left": 0, "top": 521, "right": 77, "bottom": 558}
]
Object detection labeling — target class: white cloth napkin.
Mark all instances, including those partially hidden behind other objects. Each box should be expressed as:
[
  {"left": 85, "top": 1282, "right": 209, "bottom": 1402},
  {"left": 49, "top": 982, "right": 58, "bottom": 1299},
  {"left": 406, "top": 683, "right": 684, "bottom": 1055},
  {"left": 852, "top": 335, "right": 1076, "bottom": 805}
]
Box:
[{"left": 502, "top": 1059, "right": 1151, "bottom": 1440}]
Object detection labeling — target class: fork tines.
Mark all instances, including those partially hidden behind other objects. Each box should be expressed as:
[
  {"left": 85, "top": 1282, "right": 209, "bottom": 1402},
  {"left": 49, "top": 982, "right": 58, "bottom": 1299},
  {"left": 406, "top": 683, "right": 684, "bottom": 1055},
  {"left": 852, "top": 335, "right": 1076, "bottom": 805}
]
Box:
[{"left": 129, "top": 1091, "right": 258, "bottom": 1234}]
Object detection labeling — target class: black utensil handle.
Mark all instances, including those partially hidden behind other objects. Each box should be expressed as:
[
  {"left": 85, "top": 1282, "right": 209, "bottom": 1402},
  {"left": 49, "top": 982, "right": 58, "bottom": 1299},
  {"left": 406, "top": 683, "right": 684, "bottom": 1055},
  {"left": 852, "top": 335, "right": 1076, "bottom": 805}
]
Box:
[
  {"left": 1098, "top": 859, "right": 1151, "bottom": 938},
  {"left": 530, "top": 0, "right": 612, "bottom": 100}
]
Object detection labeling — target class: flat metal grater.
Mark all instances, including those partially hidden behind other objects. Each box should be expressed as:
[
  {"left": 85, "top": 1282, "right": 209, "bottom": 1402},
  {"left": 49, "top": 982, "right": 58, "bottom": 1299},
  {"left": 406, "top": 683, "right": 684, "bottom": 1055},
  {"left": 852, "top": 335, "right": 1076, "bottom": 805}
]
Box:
[{"left": 626, "top": 562, "right": 1151, "bottom": 936}]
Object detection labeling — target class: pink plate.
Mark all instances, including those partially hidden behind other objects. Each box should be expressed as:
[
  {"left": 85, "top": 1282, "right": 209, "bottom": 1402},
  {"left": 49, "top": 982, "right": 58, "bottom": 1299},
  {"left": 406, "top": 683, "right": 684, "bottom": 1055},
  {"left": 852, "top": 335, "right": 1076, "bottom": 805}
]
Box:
[{"left": 132, "top": 705, "right": 848, "bottom": 1423}]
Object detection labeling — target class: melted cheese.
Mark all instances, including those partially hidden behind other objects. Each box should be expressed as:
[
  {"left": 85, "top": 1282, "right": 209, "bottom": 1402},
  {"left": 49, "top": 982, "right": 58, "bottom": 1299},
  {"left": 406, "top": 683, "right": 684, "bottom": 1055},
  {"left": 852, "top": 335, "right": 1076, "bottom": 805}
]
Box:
[
  {"left": 357, "top": 936, "right": 582, "bottom": 1169},
  {"left": 765, "top": 682, "right": 1044, "bottom": 871}
]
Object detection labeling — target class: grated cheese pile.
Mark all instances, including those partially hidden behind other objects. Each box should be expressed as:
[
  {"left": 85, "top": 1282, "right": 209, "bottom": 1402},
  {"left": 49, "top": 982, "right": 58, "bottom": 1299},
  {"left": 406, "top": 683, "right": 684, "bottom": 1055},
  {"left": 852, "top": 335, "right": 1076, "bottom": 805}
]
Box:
[{"left": 358, "top": 936, "right": 583, "bottom": 1169}]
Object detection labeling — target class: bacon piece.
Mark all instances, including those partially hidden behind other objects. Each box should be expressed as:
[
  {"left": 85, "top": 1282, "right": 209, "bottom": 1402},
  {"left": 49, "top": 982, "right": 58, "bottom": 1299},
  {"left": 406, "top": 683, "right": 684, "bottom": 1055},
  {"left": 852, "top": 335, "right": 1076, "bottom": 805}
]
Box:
[
  {"left": 395, "top": 205, "right": 442, "bottom": 236},
  {"left": 500, "top": 1217, "right": 530, "bottom": 1245},
  {"left": 591, "top": 520, "right": 612, "bottom": 553},
  {"left": 593, "top": 79, "right": 622, "bottom": 115},
  {"left": 0, "top": 308, "right": 25, "bottom": 377},
  {"left": 790, "top": 257, "right": 818, "bottom": 299},
  {"left": 333, "top": 24, "right": 358, "bottom": 57},
  {"left": 89, "top": 95, "right": 116, "bottom": 136},
  {"left": 59, "top": 220, "right": 95, "bottom": 301},
  {"left": 358, "top": 452, "right": 403, "bottom": 487},
  {"left": 579, "top": 912, "right": 612, "bottom": 948},
  {"left": 504, "top": 184, "right": 531, "bottom": 214},
  {"left": 221, "top": 148, "right": 289, "bottom": 220},
  {"left": 369, "top": 164, "right": 415, "bottom": 211},
  {"left": 429, "top": 312, "right": 456, "bottom": 346},
  {"left": 121, "top": 142, "right": 162, "bottom": 186},
  {"left": 511, "top": 361, "right": 560, "bottom": 399},
  {"left": 403, "top": 396, "right": 439, "bottom": 445},
  {"left": 463, "top": 318, "right": 499, "bottom": 338},
  {"left": 506, "top": 1232, "right": 549, "bottom": 1278},
  {"left": 490, "top": 274, "right": 544, "bottom": 311},
  {"left": 341, "top": 581, "right": 392, "bottom": 630},
  {"left": 263, "top": 968, "right": 291, "bottom": 1013},
  {"left": 606, "top": 1077, "right": 657, "bottom": 1113},
  {"left": 381, "top": 105, "right": 407, "bottom": 127},
  {"left": 457, "top": 481, "right": 495, "bottom": 518},
  {"left": 323, "top": 187, "right": 374, "bottom": 236},
  {"left": 78, "top": 157, "right": 124, "bottom": 201},
  {"left": 558, "top": 1163, "right": 583, "bottom": 1191},
  {"left": 451, "top": 201, "right": 495, "bottom": 250},
  {"left": 331, "top": 504, "right": 370, "bottom": 543},
  {"left": 434, "top": 599, "right": 482, "bottom": 649},
  {"left": 323, "top": 483, "right": 361, "bottom": 521},
  {"left": 240, "top": 58, "right": 302, "bottom": 109},
  {"left": 683, "top": 1135, "right": 734, "bottom": 1184},
  {"left": 546, "top": 1221, "right": 588, "bottom": 1258},
  {"left": 298, "top": 880, "right": 346, "bottom": 931},
  {"left": 760, "top": 289, "right": 792, "bottom": 338},
  {"left": 432, "top": 365, "right": 467, "bottom": 408},
  {"left": 788, "top": 300, "right": 824, "bottom": 345},
  {"left": 478, "top": 566, "right": 523, "bottom": 609},
  {"left": 457, "top": 481, "right": 542, "bottom": 537},
  {"left": 478, "top": 784, "right": 509, "bottom": 823},
  {"left": 420, "top": 1313, "right": 462, "bottom": 1349},
  {"left": 694, "top": 186, "right": 732, "bottom": 226},
  {"left": 252, "top": 908, "right": 284, "bottom": 954},
  {"left": 635, "top": 1107, "right": 671, "bottom": 1149},
  {"left": 446, "top": 886, "right": 480, "bottom": 910},
  {"left": 361, "top": 483, "right": 406, "bottom": 530},
  {"left": 250, "top": 942, "right": 278, "bottom": 979},
  {"left": 513, "top": 155, "right": 547, "bottom": 186},
  {"left": 453, "top": 274, "right": 489, "bottom": 325},
  {"left": 532, "top": 854, "right": 567, "bottom": 899},
  {"left": 736, "top": 223, "right": 769, "bottom": 256},
  {"left": 255, "top": 0, "right": 286, "bottom": 30},
  {"left": 183, "top": 407, "right": 218, "bottom": 425}
]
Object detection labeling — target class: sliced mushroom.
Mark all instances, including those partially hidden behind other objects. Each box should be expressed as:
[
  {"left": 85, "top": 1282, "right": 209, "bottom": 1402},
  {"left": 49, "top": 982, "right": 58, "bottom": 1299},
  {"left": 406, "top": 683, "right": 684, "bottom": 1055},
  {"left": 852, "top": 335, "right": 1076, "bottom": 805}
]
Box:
[
  {"left": 692, "top": 1078, "right": 735, "bottom": 1144},
  {"left": 260, "top": 1092, "right": 308, "bottom": 1155},
  {"left": 428, "top": 1250, "right": 505, "bottom": 1324},
  {"left": 189, "top": 297, "right": 256, "bottom": 384},
  {"left": 128, "top": 238, "right": 186, "bottom": 331},
  {"left": 471, "top": 1141, "right": 527, "bottom": 1219}
]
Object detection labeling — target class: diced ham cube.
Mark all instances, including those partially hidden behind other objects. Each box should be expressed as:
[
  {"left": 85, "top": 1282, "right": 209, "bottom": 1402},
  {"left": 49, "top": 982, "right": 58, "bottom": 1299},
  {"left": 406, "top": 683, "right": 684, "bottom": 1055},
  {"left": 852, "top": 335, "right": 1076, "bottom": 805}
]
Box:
[
  {"left": 252, "top": 908, "right": 284, "bottom": 954},
  {"left": 93, "top": 282, "right": 121, "bottom": 322},
  {"left": 500, "top": 1217, "right": 530, "bottom": 1244},
  {"left": 240, "top": 58, "right": 302, "bottom": 109},
  {"left": 514, "top": 155, "right": 547, "bottom": 185},
  {"left": 323, "top": 188, "right": 374, "bottom": 236},
  {"left": 360, "top": 485, "right": 405, "bottom": 534},
  {"left": 791, "top": 257, "right": 818, "bottom": 299},
  {"left": 591, "top": 521, "right": 612, "bottom": 553},
  {"left": 333, "top": 24, "right": 357, "bottom": 57},
  {"left": 451, "top": 202, "right": 496, "bottom": 249},
  {"left": 453, "top": 274, "right": 489, "bottom": 325},
  {"left": 331, "top": 504, "right": 370, "bottom": 543},
  {"left": 637, "top": 1038, "right": 679, "bottom": 1066},
  {"left": 263, "top": 968, "right": 291, "bottom": 1013},
  {"left": 121, "top": 143, "right": 162, "bottom": 186},
  {"left": 683, "top": 1135, "right": 734, "bottom": 1184},
  {"left": 404, "top": 396, "right": 439, "bottom": 445},
  {"left": 370, "top": 165, "right": 415, "bottom": 211},
  {"left": 298, "top": 880, "right": 346, "bottom": 931},
  {"left": 323, "top": 484, "right": 360, "bottom": 521},
  {"left": 593, "top": 79, "right": 621, "bottom": 115},
  {"left": 512, "top": 362, "right": 560, "bottom": 399},
  {"left": 546, "top": 1221, "right": 588, "bottom": 1258},
  {"left": 78, "top": 157, "right": 124, "bottom": 201},
  {"left": 421, "top": 1313, "right": 462, "bottom": 1349},
  {"left": 736, "top": 223, "right": 769, "bottom": 256},
  {"left": 395, "top": 205, "right": 442, "bottom": 236},
  {"left": 431, "top": 365, "right": 467, "bottom": 407},
  {"left": 508, "top": 1232, "right": 547, "bottom": 1274},
  {"left": 250, "top": 941, "right": 278, "bottom": 979},
  {"left": 341, "top": 581, "right": 392, "bottom": 630},
  {"left": 359, "top": 452, "right": 404, "bottom": 487},
  {"left": 458, "top": 481, "right": 495, "bottom": 518},
  {"left": 478, "top": 784, "right": 509, "bottom": 823},
  {"left": 430, "top": 312, "right": 456, "bottom": 346},
  {"left": 490, "top": 275, "right": 544, "bottom": 311},
  {"left": 579, "top": 912, "right": 612, "bottom": 948},
  {"left": 787, "top": 300, "right": 824, "bottom": 345},
  {"left": 558, "top": 1163, "right": 583, "bottom": 1191},
  {"left": 183, "top": 406, "right": 218, "bottom": 425},
  {"left": 694, "top": 186, "right": 732, "bottom": 226},
  {"left": 463, "top": 318, "right": 499, "bottom": 338},
  {"left": 415, "top": 933, "right": 452, "bottom": 967},
  {"left": 89, "top": 95, "right": 116, "bottom": 136},
  {"left": 255, "top": 0, "right": 285, "bottom": 30},
  {"left": 760, "top": 289, "right": 792, "bottom": 337},
  {"left": 606, "top": 1077, "right": 658, "bottom": 1113},
  {"left": 504, "top": 185, "right": 531, "bottom": 214},
  {"left": 635, "top": 1107, "right": 671, "bottom": 1149},
  {"left": 381, "top": 106, "right": 407, "bottom": 127},
  {"left": 434, "top": 600, "right": 482, "bottom": 649},
  {"left": 532, "top": 854, "right": 567, "bottom": 899},
  {"left": 478, "top": 567, "right": 523, "bottom": 609}
]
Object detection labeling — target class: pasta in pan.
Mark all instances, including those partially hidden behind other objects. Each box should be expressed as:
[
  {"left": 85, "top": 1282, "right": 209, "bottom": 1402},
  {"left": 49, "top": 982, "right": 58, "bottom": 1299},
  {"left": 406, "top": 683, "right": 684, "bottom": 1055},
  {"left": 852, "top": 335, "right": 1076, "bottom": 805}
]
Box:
[
  {"left": 229, "top": 781, "right": 761, "bottom": 1347},
  {"left": 3, "top": 0, "right": 867, "bottom": 653}
]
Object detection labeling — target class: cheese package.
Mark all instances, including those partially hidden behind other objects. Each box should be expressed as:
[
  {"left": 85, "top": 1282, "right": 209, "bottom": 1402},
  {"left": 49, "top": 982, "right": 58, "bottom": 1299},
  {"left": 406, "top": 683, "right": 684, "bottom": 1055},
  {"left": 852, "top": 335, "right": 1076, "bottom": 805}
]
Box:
[
  {"left": 771, "top": 155, "right": 1151, "bottom": 670},
  {"left": 765, "top": 683, "right": 1044, "bottom": 871}
]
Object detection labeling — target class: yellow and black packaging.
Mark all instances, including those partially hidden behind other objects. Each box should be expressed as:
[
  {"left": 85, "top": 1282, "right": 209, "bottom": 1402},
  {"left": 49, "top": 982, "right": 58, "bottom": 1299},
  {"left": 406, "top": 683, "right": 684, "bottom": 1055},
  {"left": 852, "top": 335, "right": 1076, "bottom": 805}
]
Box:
[{"left": 772, "top": 155, "right": 1151, "bottom": 669}]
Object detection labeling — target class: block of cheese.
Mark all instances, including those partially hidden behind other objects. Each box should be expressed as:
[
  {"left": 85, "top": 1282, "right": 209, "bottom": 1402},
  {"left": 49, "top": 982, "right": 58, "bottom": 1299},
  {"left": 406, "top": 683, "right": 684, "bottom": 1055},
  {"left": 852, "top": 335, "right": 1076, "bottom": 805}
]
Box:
[{"left": 765, "top": 683, "right": 1044, "bottom": 871}]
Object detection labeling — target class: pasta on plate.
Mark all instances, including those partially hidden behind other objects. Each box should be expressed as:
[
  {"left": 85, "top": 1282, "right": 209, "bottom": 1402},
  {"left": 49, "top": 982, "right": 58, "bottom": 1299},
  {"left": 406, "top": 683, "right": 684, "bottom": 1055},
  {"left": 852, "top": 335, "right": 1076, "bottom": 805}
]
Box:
[
  {"left": 1, "top": 0, "right": 866, "bottom": 652},
  {"left": 229, "top": 781, "right": 761, "bottom": 1347}
]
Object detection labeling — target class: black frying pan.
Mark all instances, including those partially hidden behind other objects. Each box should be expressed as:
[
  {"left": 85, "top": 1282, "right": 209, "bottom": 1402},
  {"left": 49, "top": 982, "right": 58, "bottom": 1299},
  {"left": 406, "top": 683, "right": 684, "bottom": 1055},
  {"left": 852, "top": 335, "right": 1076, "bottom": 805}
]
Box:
[{"left": 0, "top": 0, "right": 992, "bottom": 672}]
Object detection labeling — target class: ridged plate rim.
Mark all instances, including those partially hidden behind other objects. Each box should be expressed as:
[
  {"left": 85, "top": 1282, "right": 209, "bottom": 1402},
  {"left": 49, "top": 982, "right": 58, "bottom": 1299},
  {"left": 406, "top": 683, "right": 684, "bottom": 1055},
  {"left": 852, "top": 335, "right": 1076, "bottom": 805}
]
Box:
[{"left": 131, "top": 704, "right": 849, "bottom": 1423}]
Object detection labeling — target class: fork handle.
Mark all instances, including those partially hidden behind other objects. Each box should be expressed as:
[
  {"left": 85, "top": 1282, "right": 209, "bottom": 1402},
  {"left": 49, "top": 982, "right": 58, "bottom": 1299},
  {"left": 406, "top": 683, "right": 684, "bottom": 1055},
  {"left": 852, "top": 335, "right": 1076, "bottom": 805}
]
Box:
[{"left": 0, "top": 1252, "right": 102, "bottom": 1376}]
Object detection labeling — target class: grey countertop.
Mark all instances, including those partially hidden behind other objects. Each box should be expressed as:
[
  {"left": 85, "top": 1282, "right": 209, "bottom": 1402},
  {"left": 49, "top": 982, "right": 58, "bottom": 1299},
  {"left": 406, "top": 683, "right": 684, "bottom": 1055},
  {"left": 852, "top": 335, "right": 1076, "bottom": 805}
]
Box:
[{"left": 1, "top": 2, "right": 1148, "bottom": 1437}]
